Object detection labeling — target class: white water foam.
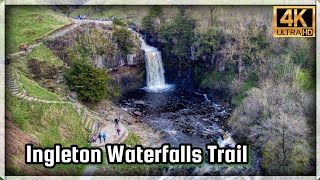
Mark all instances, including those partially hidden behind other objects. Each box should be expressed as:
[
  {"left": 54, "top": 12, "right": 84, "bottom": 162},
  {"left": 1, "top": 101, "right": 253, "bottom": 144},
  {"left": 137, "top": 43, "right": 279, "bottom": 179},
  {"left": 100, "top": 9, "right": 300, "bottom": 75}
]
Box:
[{"left": 129, "top": 28, "right": 174, "bottom": 92}]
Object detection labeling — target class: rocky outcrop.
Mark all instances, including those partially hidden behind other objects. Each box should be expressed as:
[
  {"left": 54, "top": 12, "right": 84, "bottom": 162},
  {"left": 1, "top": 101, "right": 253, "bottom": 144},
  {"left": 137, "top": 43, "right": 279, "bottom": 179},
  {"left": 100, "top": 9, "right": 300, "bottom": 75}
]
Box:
[
  {"left": 107, "top": 65, "right": 145, "bottom": 95},
  {"left": 49, "top": 22, "right": 144, "bottom": 69},
  {"left": 94, "top": 49, "right": 144, "bottom": 69}
]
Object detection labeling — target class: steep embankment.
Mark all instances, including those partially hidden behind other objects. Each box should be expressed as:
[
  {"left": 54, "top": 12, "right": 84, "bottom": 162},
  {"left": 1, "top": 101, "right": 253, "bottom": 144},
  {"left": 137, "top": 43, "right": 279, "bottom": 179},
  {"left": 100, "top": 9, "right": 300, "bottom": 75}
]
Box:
[
  {"left": 5, "top": 65, "right": 90, "bottom": 175},
  {"left": 5, "top": 113, "right": 53, "bottom": 175}
]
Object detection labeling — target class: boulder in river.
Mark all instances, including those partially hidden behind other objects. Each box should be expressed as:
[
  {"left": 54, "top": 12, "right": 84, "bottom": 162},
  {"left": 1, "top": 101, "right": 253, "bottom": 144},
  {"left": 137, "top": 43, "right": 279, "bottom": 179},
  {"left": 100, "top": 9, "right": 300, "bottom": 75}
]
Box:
[
  {"left": 134, "top": 100, "right": 145, "bottom": 105},
  {"left": 133, "top": 111, "right": 142, "bottom": 116}
]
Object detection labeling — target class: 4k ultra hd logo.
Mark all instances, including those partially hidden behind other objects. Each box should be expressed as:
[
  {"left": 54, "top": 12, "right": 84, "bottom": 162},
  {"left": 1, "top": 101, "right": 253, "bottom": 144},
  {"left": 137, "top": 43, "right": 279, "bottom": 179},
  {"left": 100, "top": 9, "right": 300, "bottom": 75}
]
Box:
[{"left": 273, "top": 6, "right": 315, "bottom": 37}]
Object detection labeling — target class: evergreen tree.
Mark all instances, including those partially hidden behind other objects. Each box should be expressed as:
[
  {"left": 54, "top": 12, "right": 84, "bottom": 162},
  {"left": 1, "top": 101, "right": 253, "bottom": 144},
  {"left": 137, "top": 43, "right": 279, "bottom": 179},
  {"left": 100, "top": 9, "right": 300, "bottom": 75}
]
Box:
[
  {"left": 159, "top": 9, "right": 196, "bottom": 60},
  {"left": 113, "top": 26, "right": 135, "bottom": 55},
  {"left": 194, "top": 27, "right": 223, "bottom": 69},
  {"left": 64, "top": 60, "right": 108, "bottom": 102},
  {"left": 141, "top": 6, "right": 163, "bottom": 36}
]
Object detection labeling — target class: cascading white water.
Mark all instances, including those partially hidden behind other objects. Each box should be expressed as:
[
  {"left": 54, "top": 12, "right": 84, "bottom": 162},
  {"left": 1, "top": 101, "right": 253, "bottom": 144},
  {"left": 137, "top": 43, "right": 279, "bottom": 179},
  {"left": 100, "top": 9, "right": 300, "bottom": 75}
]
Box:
[
  {"left": 129, "top": 28, "right": 173, "bottom": 92},
  {"left": 143, "top": 46, "right": 166, "bottom": 88}
]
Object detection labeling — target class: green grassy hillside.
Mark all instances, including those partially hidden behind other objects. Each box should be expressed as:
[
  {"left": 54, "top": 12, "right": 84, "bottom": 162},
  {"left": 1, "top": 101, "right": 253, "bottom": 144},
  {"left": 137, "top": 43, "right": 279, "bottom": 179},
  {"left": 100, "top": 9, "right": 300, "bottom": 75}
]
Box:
[
  {"left": 6, "top": 74, "right": 89, "bottom": 175},
  {"left": 6, "top": 6, "right": 72, "bottom": 54},
  {"left": 6, "top": 93, "right": 89, "bottom": 147}
]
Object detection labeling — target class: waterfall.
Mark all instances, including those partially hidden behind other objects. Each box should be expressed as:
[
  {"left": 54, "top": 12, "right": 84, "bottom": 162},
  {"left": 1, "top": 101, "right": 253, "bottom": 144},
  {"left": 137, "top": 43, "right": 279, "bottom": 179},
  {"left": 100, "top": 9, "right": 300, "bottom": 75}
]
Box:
[
  {"left": 129, "top": 28, "right": 173, "bottom": 92},
  {"left": 144, "top": 50, "right": 166, "bottom": 88}
]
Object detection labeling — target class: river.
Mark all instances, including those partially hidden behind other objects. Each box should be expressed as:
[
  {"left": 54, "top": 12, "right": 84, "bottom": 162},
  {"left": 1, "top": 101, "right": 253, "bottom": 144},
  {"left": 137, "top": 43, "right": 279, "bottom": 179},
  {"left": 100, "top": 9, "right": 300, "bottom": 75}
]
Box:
[{"left": 115, "top": 29, "right": 260, "bottom": 175}]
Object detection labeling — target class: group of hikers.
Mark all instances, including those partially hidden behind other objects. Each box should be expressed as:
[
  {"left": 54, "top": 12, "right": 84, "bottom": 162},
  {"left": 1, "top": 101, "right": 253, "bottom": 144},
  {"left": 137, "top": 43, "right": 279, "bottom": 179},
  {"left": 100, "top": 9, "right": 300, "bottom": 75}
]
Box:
[
  {"left": 91, "top": 117, "right": 122, "bottom": 144},
  {"left": 76, "top": 14, "right": 86, "bottom": 20}
]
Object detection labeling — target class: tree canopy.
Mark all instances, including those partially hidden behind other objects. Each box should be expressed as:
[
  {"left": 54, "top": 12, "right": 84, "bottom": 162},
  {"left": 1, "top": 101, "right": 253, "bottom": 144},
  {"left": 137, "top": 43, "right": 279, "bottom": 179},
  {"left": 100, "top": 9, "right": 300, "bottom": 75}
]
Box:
[
  {"left": 159, "top": 9, "right": 196, "bottom": 60},
  {"left": 64, "top": 60, "right": 108, "bottom": 102}
]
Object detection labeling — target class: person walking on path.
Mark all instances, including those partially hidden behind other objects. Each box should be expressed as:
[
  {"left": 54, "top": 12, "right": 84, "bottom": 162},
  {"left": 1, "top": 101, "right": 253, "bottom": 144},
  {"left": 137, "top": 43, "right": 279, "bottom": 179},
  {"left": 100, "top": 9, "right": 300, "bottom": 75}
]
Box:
[
  {"left": 116, "top": 128, "right": 121, "bottom": 136},
  {"left": 92, "top": 135, "right": 96, "bottom": 143},
  {"left": 98, "top": 132, "right": 102, "bottom": 143},
  {"left": 114, "top": 118, "right": 119, "bottom": 127},
  {"left": 21, "top": 43, "right": 28, "bottom": 52},
  {"left": 102, "top": 133, "right": 106, "bottom": 143}
]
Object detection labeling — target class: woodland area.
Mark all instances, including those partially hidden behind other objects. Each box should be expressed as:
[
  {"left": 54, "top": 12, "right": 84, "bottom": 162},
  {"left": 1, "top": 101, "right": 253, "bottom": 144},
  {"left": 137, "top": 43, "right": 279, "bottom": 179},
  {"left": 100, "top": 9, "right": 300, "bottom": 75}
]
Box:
[{"left": 139, "top": 6, "right": 316, "bottom": 175}]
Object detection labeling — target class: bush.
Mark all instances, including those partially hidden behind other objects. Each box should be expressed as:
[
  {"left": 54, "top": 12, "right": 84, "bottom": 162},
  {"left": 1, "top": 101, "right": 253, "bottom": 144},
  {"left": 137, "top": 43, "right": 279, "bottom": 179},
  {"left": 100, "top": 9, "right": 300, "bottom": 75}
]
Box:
[
  {"left": 159, "top": 9, "right": 196, "bottom": 60},
  {"left": 113, "top": 26, "right": 135, "bottom": 55},
  {"left": 113, "top": 17, "right": 125, "bottom": 26},
  {"left": 199, "top": 71, "right": 236, "bottom": 91},
  {"left": 295, "top": 69, "right": 315, "bottom": 91},
  {"left": 66, "top": 26, "right": 115, "bottom": 63},
  {"left": 231, "top": 73, "right": 258, "bottom": 106},
  {"left": 141, "top": 6, "right": 163, "bottom": 35},
  {"left": 64, "top": 60, "right": 108, "bottom": 102},
  {"left": 194, "top": 27, "right": 223, "bottom": 61}
]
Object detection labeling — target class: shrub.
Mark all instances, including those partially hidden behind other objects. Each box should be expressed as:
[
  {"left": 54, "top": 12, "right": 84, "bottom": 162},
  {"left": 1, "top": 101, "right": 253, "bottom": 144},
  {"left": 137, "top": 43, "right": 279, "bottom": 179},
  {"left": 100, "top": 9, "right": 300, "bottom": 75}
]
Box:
[
  {"left": 199, "top": 71, "right": 236, "bottom": 91},
  {"left": 194, "top": 27, "right": 223, "bottom": 61},
  {"left": 64, "top": 60, "right": 108, "bottom": 102},
  {"left": 159, "top": 9, "right": 196, "bottom": 60},
  {"left": 67, "top": 26, "right": 115, "bottom": 63},
  {"left": 113, "top": 17, "right": 125, "bottom": 26},
  {"left": 295, "top": 69, "right": 315, "bottom": 91},
  {"left": 113, "top": 26, "right": 135, "bottom": 55},
  {"left": 231, "top": 73, "right": 258, "bottom": 106},
  {"left": 141, "top": 6, "right": 163, "bottom": 35}
]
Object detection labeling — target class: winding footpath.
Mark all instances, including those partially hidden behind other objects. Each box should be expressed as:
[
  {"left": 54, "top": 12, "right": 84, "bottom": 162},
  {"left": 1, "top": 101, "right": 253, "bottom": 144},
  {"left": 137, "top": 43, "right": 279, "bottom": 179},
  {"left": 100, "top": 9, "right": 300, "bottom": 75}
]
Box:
[{"left": 5, "top": 17, "right": 128, "bottom": 148}]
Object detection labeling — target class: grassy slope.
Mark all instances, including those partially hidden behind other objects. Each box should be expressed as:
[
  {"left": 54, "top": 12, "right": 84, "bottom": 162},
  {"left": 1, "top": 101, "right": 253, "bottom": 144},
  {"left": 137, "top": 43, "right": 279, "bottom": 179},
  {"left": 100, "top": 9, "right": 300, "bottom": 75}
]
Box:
[
  {"left": 11, "top": 43, "right": 68, "bottom": 97},
  {"left": 6, "top": 93, "right": 88, "bottom": 147},
  {"left": 6, "top": 6, "right": 72, "bottom": 54},
  {"left": 18, "top": 71, "right": 61, "bottom": 101},
  {"left": 70, "top": 6, "right": 95, "bottom": 17},
  {"left": 6, "top": 78, "right": 89, "bottom": 174},
  {"left": 10, "top": 44, "right": 63, "bottom": 101},
  {"left": 123, "top": 128, "right": 141, "bottom": 147},
  {"left": 5, "top": 11, "right": 89, "bottom": 173},
  {"left": 70, "top": 6, "right": 123, "bottom": 18},
  {"left": 26, "top": 44, "right": 64, "bottom": 66}
]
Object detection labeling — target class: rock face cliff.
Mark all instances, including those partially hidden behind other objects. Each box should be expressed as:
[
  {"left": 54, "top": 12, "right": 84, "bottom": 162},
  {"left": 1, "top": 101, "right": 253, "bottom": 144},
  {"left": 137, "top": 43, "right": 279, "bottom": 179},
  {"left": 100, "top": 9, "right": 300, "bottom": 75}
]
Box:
[
  {"left": 93, "top": 49, "right": 144, "bottom": 69},
  {"left": 48, "top": 22, "right": 146, "bottom": 96}
]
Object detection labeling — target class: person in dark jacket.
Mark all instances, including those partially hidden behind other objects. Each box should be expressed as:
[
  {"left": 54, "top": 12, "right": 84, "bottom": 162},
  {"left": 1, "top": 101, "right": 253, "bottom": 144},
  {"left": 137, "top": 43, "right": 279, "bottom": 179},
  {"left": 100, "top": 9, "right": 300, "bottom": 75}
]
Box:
[
  {"left": 98, "top": 133, "right": 102, "bottom": 143},
  {"left": 114, "top": 118, "right": 119, "bottom": 127}
]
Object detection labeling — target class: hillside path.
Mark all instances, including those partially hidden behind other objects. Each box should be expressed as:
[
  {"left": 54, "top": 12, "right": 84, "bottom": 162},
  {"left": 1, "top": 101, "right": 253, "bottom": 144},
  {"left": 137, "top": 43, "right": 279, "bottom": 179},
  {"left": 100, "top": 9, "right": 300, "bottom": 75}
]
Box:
[{"left": 5, "top": 65, "right": 128, "bottom": 146}]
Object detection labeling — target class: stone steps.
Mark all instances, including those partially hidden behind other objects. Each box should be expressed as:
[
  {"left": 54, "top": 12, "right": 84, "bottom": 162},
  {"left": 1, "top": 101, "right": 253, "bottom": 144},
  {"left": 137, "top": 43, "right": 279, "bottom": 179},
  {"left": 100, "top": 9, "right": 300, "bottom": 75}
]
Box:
[{"left": 6, "top": 66, "right": 128, "bottom": 147}]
